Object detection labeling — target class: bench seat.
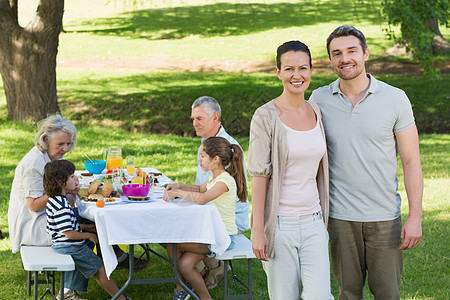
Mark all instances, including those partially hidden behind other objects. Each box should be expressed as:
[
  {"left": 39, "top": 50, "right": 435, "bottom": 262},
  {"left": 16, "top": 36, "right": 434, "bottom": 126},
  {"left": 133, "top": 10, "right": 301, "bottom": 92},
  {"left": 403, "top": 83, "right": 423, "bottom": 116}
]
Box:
[{"left": 20, "top": 246, "right": 75, "bottom": 300}]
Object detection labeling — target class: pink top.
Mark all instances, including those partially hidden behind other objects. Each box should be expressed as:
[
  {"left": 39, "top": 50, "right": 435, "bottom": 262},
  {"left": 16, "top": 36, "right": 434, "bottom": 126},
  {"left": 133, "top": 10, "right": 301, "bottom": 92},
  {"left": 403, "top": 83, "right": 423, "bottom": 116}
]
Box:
[{"left": 277, "top": 118, "right": 326, "bottom": 216}]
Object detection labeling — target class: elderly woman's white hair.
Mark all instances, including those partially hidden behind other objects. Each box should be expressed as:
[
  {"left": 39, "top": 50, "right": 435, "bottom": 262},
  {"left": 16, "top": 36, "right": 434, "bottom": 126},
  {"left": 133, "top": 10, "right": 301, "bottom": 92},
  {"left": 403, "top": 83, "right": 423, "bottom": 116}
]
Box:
[{"left": 34, "top": 114, "right": 77, "bottom": 152}]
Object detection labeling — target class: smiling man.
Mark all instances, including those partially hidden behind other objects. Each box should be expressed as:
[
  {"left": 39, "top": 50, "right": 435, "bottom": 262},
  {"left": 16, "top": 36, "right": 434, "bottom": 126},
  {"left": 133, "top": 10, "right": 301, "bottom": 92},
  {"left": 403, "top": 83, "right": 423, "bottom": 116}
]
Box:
[
  {"left": 190, "top": 96, "right": 250, "bottom": 289},
  {"left": 309, "top": 25, "right": 423, "bottom": 299}
]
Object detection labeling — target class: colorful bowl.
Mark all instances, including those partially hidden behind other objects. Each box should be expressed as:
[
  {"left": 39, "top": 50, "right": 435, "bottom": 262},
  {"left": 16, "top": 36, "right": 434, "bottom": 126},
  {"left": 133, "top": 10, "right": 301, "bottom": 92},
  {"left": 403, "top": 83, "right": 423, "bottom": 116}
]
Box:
[
  {"left": 122, "top": 184, "right": 151, "bottom": 197},
  {"left": 83, "top": 160, "right": 106, "bottom": 174}
]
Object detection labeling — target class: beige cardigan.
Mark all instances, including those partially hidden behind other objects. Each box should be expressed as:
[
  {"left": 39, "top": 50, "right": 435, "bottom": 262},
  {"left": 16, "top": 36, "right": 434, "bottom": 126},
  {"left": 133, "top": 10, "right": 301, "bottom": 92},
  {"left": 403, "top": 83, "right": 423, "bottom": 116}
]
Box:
[{"left": 247, "top": 100, "right": 329, "bottom": 258}]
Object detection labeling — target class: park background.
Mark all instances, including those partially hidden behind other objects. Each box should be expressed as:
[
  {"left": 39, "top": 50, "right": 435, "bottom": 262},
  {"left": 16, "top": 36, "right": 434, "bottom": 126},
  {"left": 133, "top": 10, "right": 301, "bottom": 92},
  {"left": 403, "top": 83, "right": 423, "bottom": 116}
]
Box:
[{"left": 0, "top": 0, "right": 449, "bottom": 299}]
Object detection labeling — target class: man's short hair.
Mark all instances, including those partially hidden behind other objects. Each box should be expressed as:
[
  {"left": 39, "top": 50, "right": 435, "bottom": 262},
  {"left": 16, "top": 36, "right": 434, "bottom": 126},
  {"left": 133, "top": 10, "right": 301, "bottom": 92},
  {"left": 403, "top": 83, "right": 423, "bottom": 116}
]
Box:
[
  {"left": 192, "top": 96, "right": 221, "bottom": 119},
  {"left": 326, "top": 25, "right": 368, "bottom": 57}
]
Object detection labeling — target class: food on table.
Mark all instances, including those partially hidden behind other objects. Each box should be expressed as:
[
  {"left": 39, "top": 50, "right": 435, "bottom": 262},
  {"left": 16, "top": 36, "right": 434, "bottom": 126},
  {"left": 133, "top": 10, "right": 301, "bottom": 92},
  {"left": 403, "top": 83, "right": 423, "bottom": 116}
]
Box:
[
  {"left": 135, "top": 168, "right": 142, "bottom": 176},
  {"left": 149, "top": 172, "right": 162, "bottom": 177},
  {"left": 86, "top": 194, "right": 104, "bottom": 202},
  {"left": 101, "top": 179, "right": 113, "bottom": 197},
  {"left": 96, "top": 199, "right": 105, "bottom": 207},
  {"left": 106, "top": 169, "right": 120, "bottom": 174},
  {"left": 82, "top": 193, "right": 117, "bottom": 204},
  {"left": 131, "top": 176, "right": 143, "bottom": 184},
  {"left": 80, "top": 172, "right": 94, "bottom": 186},
  {"left": 88, "top": 180, "right": 102, "bottom": 194},
  {"left": 127, "top": 196, "right": 150, "bottom": 201}
]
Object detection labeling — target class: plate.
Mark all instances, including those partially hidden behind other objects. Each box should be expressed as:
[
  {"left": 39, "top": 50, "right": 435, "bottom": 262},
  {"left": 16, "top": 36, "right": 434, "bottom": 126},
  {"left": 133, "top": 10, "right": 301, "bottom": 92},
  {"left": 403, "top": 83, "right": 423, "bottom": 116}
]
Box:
[
  {"left": 127, "top": 196, "right": 150, "bottom": 201},
  {"left": 81, "top": 197, "right": 122, "bottom": 205}
]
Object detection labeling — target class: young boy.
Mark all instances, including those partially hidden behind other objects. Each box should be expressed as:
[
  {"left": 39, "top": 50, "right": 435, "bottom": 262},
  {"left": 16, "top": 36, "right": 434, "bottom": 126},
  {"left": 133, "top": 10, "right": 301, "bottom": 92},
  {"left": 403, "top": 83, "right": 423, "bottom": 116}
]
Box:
[{"left": 44, "top": 159, "right": 132, "bottom": 300}]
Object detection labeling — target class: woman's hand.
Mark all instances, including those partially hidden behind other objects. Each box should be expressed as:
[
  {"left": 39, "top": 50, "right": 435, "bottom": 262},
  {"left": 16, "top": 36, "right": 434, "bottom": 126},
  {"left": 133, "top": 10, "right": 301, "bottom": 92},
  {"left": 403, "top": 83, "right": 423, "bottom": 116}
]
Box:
[{"left": 252, "top": 230, "right": 269, "bottom": 261}]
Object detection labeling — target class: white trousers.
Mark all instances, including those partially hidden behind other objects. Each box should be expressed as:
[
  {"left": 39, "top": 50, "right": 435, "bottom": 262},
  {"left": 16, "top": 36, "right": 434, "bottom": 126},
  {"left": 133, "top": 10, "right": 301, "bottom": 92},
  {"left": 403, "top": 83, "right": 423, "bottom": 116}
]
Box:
[{"left": 262, "top": 212, "right": 334, "bottom": 300}]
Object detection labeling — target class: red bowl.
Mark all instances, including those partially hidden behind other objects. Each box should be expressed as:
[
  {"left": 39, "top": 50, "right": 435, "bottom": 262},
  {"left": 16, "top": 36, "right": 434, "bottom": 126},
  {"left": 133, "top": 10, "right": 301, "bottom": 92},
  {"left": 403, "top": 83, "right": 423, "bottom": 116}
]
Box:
[{"left": 122, "top": 184, "right": 151, "bottom": 197}]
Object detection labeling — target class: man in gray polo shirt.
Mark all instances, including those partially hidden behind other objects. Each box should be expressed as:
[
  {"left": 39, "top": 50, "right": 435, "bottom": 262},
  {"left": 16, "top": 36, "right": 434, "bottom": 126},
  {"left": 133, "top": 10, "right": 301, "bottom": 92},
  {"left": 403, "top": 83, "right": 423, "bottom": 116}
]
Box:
[{"left": 310, "top": 25, "right": 423, "bottom": 299}]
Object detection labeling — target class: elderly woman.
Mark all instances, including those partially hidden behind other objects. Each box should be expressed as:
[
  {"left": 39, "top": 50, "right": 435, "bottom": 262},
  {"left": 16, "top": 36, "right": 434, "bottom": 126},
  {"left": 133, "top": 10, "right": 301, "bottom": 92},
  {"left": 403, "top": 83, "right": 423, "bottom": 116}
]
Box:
[
  {"left": 8, "top": 114, "right": 145, "bottom": 300},
  {"left": 7, "top": 115, "right": 91, "bottom": 299},
  {"left": 9, "top": 114, "right": 77, "bottom": 253}
]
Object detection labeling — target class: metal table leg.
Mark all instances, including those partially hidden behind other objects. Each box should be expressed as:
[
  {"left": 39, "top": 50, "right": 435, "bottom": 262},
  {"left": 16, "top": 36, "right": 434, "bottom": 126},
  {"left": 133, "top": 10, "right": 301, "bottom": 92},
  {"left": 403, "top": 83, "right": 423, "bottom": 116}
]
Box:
[{"left": 111, "top": 243, "right": 200, "bottom": 300}]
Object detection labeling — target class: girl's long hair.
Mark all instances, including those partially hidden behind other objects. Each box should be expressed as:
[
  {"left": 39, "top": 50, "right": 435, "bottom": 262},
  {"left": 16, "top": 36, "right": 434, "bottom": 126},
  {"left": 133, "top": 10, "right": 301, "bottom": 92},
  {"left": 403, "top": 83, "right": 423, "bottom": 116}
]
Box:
[{"left": 202, "top": 137, "right": 247, "bottom": 202}]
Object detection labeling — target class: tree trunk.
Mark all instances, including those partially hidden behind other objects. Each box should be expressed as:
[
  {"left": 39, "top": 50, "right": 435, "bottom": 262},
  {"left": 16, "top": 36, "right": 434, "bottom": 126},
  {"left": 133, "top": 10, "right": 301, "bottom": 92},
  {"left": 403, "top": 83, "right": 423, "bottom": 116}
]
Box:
[
  {"left": 427, "top": 18, "right": 450, "bottom": 53},
  {"left": 0, "top": 0, "right": 64, "bottom": 122}
]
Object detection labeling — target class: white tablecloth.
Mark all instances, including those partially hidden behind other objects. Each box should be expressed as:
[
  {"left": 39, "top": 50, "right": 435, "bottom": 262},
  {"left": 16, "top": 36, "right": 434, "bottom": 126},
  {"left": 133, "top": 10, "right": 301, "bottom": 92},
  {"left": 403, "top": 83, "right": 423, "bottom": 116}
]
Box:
[{"left": 76, "top": 169, "right": 231, "bottom": 278}]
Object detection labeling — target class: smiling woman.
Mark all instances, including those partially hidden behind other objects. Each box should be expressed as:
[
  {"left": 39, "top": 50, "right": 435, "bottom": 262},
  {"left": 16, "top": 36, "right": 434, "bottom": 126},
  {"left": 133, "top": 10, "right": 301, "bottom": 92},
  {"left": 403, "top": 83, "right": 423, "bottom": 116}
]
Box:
[{"left": 248, "top": 40, "right": 333, "bottom": 299}]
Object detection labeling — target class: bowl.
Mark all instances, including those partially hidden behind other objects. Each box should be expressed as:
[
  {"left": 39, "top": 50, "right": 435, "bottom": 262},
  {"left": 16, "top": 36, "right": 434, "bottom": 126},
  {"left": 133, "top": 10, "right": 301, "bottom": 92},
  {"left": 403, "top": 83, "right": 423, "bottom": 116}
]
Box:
[
  {"left": 80, "top": 172, "right": 95, "bottom": 186},
  {"left": 83, "top": 160, "right": 106, "bottom": 174},
  {"left": 122, "top": 184, "right": 151, "bottom": 197}
]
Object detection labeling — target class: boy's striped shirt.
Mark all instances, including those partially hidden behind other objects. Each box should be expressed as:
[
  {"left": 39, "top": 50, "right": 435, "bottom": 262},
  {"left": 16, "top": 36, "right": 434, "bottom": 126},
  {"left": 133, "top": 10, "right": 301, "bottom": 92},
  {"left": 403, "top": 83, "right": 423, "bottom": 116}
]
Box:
[{"left": 46, "top": 195, "right": 83, "bottom": 245}]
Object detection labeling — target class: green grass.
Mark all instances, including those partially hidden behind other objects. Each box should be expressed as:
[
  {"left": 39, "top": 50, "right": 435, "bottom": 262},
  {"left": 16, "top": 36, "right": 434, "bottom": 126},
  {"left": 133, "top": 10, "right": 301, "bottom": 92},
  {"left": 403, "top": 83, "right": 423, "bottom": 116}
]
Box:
[
  {"left": 18, "top": 0, "right": 449, "bottom": 61},
  {"left": 2, "top": 69, "right": 447, "bottom": 135},
  {"left": 1, "top": 0, "right": 448, "bottom": 299},
  {"left": 0, "top": 120, "right": 448, "bottom": 299}
]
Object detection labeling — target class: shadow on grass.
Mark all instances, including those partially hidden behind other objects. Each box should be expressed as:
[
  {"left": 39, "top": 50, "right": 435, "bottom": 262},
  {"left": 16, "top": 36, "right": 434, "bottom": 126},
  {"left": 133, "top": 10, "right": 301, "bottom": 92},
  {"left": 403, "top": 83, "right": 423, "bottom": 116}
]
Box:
[
  {"left": 54, "top": 71, "right": 449, "bottom": 138},
  {"left": 68, "top": 1, "right": 383, "bottom": 39}
]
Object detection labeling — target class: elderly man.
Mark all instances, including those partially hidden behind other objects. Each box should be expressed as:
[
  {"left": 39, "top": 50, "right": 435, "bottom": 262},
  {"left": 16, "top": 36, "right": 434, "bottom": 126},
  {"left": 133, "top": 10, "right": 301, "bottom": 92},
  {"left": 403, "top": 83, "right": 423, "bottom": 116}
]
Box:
[{"left": 191, "top": 96, "right": 250, "bottom": 289}]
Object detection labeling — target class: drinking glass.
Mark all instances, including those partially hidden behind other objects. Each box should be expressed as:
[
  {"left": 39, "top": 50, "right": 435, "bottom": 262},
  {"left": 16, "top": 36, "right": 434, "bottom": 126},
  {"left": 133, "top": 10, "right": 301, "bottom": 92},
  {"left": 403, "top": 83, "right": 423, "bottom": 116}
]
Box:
[{"left": 126, "top": 156, "right": 135, "bottom": 176}]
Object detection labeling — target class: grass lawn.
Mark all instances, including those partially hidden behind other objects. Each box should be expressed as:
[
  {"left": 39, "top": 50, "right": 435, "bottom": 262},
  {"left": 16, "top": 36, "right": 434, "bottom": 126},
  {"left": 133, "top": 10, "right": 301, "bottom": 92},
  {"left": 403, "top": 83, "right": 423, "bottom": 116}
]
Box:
[
  {"left": 5, "top": 69, "right": 446, "bottom": 134},
  {"left": 19, "top": 0, "right": 450, "bottom": 62},
  {"left": 0, "top": 0, "right": 448, "bottom": 299},
  {"left": 0, "top": 120, "right": 448, "bottom": 299}
]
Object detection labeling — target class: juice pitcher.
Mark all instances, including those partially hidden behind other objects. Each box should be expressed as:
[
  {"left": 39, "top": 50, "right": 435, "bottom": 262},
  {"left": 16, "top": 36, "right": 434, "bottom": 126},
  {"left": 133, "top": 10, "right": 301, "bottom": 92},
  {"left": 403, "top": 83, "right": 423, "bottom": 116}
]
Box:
[{"left": 104, "top": 146, "right": 123, "bottom": 170}]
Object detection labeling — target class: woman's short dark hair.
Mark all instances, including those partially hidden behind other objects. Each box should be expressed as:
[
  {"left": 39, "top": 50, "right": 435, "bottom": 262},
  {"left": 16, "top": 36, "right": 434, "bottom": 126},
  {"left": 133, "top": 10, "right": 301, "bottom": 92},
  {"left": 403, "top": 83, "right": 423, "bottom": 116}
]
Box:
[
  {"left": 276, "top": 40, "right": 312, "bottom": 69},
  {"left": 43, "top": 160, "right": 76, "bottom": 197},
  {"left": 326, "top": 25, "right": 367, "bottom": 57}
]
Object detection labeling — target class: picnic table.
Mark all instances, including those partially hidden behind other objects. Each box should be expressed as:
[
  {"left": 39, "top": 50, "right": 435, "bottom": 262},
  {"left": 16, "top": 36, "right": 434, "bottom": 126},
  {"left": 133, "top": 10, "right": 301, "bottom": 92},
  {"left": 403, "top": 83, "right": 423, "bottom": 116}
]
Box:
[{"left": 76, "top": 168, "right": 231, "bottom": 299}]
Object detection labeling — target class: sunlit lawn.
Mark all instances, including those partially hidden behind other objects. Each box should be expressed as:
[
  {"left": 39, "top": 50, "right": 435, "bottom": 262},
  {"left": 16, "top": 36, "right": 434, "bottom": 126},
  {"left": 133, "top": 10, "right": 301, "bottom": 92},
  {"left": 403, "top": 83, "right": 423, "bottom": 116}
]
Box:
[
  {"left": 19, "top": 0, "right": 448, "bottom": 62},
  {"left": 0, "top": 0, "right": 448, "bottom": 299},
  {"left": 0, "top": 120, "right": 448, "bottom": 299}
]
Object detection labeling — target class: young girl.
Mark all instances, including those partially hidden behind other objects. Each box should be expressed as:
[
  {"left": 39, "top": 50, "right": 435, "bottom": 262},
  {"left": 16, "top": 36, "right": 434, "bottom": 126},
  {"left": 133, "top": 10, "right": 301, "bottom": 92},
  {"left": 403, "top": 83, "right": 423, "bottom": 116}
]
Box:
[
  {"left": 43, "top": 159, "right": 133, "bottom": 300},
  {"left": 163, "top": 136, "right": 247, "bottom": 300}
]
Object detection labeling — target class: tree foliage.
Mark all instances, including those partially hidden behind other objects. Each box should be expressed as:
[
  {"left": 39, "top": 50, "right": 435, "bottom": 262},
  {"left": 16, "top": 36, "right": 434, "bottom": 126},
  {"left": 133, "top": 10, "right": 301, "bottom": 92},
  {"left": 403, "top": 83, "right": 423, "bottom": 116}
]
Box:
[{"left": 381, "top": 0, "right": 449, "bottom": 76}]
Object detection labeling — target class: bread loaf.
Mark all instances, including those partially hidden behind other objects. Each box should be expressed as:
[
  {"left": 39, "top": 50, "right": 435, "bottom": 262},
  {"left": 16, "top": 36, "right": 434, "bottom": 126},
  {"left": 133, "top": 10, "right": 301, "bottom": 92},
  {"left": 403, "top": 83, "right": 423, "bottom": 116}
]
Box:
[
  {"left": 102, "top": 179, "right": 113, "bottom": 197},
  {"left": 88, "top": 180, "right": 101, "bottom": 195}
]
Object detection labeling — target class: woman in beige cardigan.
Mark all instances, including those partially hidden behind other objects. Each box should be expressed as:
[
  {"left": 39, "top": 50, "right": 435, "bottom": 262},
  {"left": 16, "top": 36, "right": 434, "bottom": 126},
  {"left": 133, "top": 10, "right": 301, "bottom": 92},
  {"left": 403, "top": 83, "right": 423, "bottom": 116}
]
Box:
[{"left": 248, "top": 41, "right": 333, "bottom": 300}]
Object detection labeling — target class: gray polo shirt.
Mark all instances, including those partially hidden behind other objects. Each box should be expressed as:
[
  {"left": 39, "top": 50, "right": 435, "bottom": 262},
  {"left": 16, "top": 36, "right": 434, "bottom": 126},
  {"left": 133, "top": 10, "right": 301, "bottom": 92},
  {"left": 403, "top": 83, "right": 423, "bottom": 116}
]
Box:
[{"left": 309, "top": 74, "right": 415, "bottom": 222}]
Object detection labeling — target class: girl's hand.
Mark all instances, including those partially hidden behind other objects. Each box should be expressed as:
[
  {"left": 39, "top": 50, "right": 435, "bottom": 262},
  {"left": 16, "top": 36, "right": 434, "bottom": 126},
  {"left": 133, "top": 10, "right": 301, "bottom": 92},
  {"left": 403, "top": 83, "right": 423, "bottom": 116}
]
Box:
[
  {"left": 164, "top": 183, "right": 178, "bottom": 192},
  {"left": 252, "top": 230, "right": 269, "bottom": 261},
  {"left": 163, "top": 189, "right": 178, "bottom": 202}
]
